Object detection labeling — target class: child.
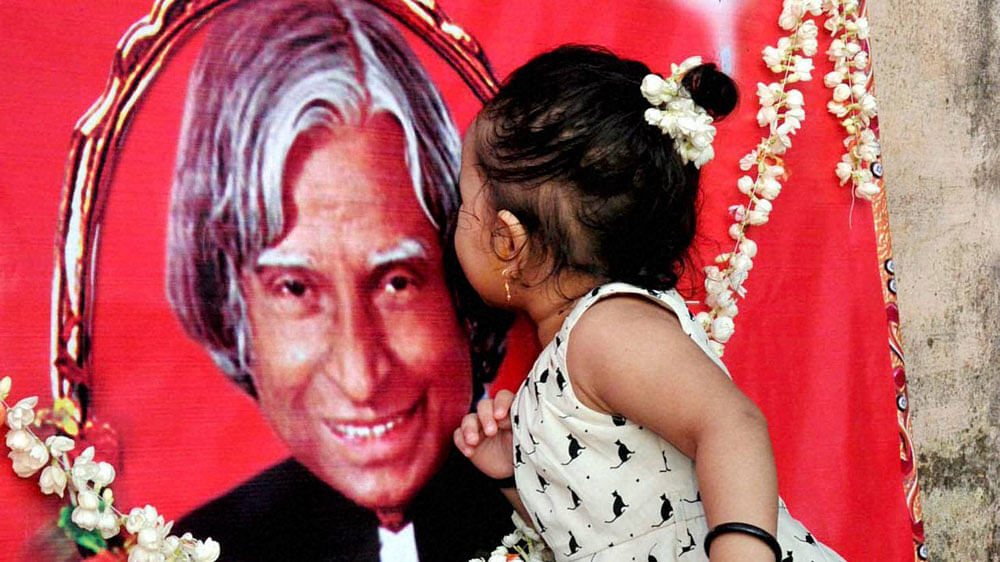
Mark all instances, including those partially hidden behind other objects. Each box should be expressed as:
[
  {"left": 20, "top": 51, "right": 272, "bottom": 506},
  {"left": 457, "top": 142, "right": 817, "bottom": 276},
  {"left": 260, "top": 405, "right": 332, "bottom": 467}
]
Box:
[{"left": 452, "top": 45, "right": 846, "bottom": 562}]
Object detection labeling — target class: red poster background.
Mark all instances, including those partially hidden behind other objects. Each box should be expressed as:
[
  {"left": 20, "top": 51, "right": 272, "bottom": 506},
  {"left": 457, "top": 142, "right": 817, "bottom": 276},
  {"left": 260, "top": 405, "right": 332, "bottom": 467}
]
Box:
[{"left": 0, "top": 1, "right": 911, "bottom": 560}]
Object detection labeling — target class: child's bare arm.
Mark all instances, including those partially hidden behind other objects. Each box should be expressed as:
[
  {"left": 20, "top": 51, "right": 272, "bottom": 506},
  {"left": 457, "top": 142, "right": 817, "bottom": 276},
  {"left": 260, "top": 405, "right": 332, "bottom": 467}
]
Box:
[
  {"left": 568, "top": 296, "right": 778, "bottom": 562},
  {"left": 453, "top": 391, "right": 534, "bottom": 525}
]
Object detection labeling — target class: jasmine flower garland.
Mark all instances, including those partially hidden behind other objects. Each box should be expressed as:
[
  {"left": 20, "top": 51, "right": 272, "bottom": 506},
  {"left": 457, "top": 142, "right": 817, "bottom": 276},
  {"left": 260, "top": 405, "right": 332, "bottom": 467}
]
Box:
[{"left": 1, "top": 375, "right": 220, "bottom": 562}]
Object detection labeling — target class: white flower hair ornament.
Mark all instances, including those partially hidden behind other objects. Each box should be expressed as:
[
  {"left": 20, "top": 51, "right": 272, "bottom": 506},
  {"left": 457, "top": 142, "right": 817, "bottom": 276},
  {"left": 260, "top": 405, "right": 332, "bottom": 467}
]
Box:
[{"left": 641, "top": 56, "right": 717, "bottom": 168}]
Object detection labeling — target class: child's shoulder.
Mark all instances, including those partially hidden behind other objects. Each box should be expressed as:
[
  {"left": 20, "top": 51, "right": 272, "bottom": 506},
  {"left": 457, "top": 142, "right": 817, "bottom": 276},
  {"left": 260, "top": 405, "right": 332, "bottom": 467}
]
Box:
[
  {"left": 576, "top": 290, "right": 682, "bottom": 332},
  {"left": 566, "top": 289, "right": 688, "bottom": 372}
]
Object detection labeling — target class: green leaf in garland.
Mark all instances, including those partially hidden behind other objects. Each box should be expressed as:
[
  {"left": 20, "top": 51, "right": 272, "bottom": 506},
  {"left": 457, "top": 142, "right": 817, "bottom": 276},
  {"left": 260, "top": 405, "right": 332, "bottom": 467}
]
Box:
[{"left": 57, "top": 506, "right": 108, "bottom": 554}]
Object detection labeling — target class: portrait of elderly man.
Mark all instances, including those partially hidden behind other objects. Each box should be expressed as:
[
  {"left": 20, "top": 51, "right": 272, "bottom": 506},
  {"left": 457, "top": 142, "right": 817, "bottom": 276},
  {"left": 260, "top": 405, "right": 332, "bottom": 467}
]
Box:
[{"left": 165, "top": 0, "right": 513, "bottom": 559}]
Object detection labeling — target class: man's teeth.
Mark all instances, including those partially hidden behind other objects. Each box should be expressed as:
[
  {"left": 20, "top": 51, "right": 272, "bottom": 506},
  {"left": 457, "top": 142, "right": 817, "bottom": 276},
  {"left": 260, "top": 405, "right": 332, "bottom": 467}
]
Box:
[{"left": 333, "top": 416, "right": 402, "bottom": 440}]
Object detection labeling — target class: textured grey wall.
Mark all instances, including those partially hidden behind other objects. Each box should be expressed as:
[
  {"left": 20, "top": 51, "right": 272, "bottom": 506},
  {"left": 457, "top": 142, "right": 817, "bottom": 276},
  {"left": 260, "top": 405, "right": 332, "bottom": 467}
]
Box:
[{"left": 869, "top": 0, "right": 1000, "bottom": 559}]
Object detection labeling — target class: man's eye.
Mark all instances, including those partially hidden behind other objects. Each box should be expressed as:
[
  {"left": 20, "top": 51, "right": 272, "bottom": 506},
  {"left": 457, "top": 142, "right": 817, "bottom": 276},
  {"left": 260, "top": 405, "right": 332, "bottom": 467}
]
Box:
[
  {"left": 275, "top": 278, "right": 309, "bottom": 297},
  {"left": 383, "top": 274, "right": 415, "bottom": 294}
]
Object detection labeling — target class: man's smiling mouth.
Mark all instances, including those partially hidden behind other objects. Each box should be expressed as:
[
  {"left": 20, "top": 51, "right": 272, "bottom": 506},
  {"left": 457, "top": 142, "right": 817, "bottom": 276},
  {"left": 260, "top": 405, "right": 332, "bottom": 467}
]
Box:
[{"left": 326, "top": 401, "right": 421, "bottom": 441}]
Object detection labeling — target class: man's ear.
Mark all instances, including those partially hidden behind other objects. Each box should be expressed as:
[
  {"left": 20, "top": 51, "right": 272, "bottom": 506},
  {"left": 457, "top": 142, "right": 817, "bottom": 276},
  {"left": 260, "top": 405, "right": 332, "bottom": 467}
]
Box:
[{"left": 492, "top": 209, "right": 530, "bottom": 274}]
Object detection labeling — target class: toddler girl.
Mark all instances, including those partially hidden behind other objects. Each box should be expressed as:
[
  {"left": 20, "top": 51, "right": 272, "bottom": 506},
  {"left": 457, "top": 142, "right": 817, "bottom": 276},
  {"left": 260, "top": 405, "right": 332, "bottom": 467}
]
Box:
[{"left": 453, "top": 45, "right": 846, "bottom": 562}]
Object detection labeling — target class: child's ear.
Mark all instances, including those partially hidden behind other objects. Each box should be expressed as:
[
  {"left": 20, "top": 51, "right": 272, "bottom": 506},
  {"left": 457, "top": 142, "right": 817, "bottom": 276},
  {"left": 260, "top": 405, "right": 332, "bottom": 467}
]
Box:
[{"left": 493, "top": 209, "right": 530, "bottom": 273}]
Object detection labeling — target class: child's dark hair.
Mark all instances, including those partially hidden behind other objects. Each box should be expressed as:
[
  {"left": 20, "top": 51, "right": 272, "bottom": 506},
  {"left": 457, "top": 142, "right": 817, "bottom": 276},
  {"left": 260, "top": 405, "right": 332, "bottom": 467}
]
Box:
[{"left": 475, "top": 45, "right": 737, "bottom": 292}]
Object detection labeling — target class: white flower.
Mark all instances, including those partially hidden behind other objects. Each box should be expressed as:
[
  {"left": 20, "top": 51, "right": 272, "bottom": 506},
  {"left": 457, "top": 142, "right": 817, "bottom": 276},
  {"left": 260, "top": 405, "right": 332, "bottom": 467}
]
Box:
[
  {"left": 487, "top": 555, "right": 507, "bottom": 562},
  {"left": 502, "top": 532, "right": 520, "bottom": 548},
  {"left": 739, "top": 150, "right": 759, "bottom": 171},
  {"left": 762, "top": 37, "right": 792, "bottom": 68},
  {"left": 832, "top": 83, "right": 852, "bottom": 102},
  {"left": 96, "top": 509, "right": 121, "bottom": 539},
  {"left": 728, "top": 223, "right": 743, "bottom": 241},
  {"left": 45, "top": 435, "right": 75, "bottom": 456},
  {"left": 857, "top": 129, "right": 880, "bottom": 158},
  {"left": 729, "top": 204, "right": 747, "bottom": 222},
  {"left": 704, "top": 267, "right": 728, "bottom": 297},
  {"left": 728, "top": 268, "right": 749, "bottom": 295},
  {"left": 737, "top": 175, "right": 755, "bottom": 195},
  {"left": 5, "top": 396, "right": 38, "bottom": 430},
  {"left": 128, "top": 546, "right": 166, "bottom": 562},
  {"left": 39, "top": 465, "right": 68, "bottom": 497},
  {"left": 835, "top": 156, "right": 853, "bottom": 185},
  {"left": 763, "top": 134, "right": 790, "bottom": 156},
  {"left": 71, "top": 489, "right": 102, "bottom": 531},
  {"left": 93, "top": 461, "right": 116, "bottom": 489},
  {"left": 855, "top": 181, "right": 880, "bottom": 199},
  {"left": 756, "top": 105, "right": 778, "bottom": 127},
  {"left": 671, "top": 56, "right": 704, "bottom": 77},
  {"left": 797, "top": 19, "right": 819, "bottom": 39},
  {"left": 130, "top": 519, "right": 173, "bottom": 562},
  {"left": 799, "top": 37, "right": 818, "bottom": 56},
  {"left": 731, "top": 252, "right": 755, "bottom": 274},
  {"left": 695, "top": 311, "right": 713, "bottom": 331},
  {"left": 784, "top": 89, "right": 804, "bottom": 110},
  {"left": 640, "top": 74, "right": 676, "bottom": 106},
  {"left": 6, "top": 428, "right": 33, "bottom": 452},
  {"left": 827, "top": 101, "right": 849, "bottom": 118},
  {"left": 10, "top": 446, "right": 49, "bottom": 477},
  {"left": 789, "top": 56, "right": 813, "bottom": 82},
  {"left": 851, "top": 70, "right": 868, "bottom": 87},
  {"left": 841, "top": 116, "right": 859, "bottom": 135},
  {"left": 191, "top": 536, "right": 221, "bottom": 562},
  {"left": 827, "top": 38, "right": 848, "bottom": 60},
  {"left": 824, "top": 69, "right": 847, "bottom": 88},
  {"left": 761, "top": 164, "right": 785, "bottom": 179},
  {"left": 126, "top": 505, "right": 164, "bottom": 534},
  {"left": 758, "top": 177, "right": 782, "bottom": 200},
  {"left": 747, "top": 199, "right": 773, "bottom": 225},
  {"left": 711, "top": 316, "right": 736, "bottom": 343},
  {"left": 852, "top": 50, "right": 869, "bottom": 69},
  {"left": 756, "top": 82, "right": 782, "bottom": 107},
  {"left": 739, "top": 238, "right": 758, "bottom": 258},
  {"left": 773, "top": 121, "right": 797, "bottom": 151},
  {"left": 847, "top": 16, "right": 870, "bottom": 39},
  {"left": 708, "top": 340, "right": 726, "bottom": 357},
  {"left": 0, "top": 376, "right": 10, "bottom": 401},
  {"left": 858, "top": 93, "right": 878, "bottom": 120},
  {"left": 777, "top": 8, "right": 800, "bottom": 30},
  {"left": 71, "top": 446, "right": 100, "bottom": 491},
  {"left": 707, "top": 288, "right": 738, "bottom": 318}
]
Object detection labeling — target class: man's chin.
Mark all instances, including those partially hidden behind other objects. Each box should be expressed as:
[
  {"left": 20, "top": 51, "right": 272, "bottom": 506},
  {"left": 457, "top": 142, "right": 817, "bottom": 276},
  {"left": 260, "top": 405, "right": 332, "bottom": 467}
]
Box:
[{"left": 332, "top": 469, "right": 425, "bottom": 520}]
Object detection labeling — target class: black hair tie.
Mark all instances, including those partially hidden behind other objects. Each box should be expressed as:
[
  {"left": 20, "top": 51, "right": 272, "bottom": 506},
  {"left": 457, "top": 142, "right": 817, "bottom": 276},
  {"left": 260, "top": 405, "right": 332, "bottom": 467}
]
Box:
[{"left": 703, "top": 522, "right": 782, "bottom": 561}]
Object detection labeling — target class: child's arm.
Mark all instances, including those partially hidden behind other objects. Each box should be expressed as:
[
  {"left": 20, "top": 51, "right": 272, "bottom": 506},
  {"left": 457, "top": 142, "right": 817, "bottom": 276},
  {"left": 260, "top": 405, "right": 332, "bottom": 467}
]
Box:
[
  {"left": 453, "top": 390, "right": 533, "bottom": 524},
  {"left": 568, "top": 296, "right": 779, "bottom": 562}
]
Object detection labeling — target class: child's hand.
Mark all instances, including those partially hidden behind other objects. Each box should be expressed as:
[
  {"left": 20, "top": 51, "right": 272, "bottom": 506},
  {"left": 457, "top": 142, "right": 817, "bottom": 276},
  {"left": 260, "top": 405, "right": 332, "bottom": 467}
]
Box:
[{"left": 453, "top": 389, "right": 516, "bottom": 480}]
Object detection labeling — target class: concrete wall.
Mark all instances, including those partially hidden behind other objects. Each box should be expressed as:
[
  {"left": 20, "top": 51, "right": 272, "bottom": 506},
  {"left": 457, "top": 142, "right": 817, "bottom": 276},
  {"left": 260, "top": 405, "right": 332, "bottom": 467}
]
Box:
[{"left": 869, "top": 0, "right": 1000, "bottom": 559}]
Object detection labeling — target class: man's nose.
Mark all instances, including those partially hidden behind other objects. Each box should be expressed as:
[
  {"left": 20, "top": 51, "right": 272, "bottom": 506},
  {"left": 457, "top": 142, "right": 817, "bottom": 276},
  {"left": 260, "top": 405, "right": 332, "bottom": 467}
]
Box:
[{"left": 325, "top": 296, "right": 390, "bottom": 404}]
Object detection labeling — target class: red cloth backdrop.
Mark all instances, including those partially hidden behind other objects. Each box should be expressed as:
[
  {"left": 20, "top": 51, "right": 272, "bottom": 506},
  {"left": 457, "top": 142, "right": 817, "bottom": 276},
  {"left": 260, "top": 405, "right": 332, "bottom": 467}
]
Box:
[{"left": 0, "top": 1, "right": 911, "bottom": 560}]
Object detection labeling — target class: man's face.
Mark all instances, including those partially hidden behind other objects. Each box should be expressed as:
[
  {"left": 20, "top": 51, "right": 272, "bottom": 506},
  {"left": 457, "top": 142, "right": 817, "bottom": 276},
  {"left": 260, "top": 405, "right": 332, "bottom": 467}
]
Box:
[{"left": 240, "top": 114, "right": 471, "bottom": 520}]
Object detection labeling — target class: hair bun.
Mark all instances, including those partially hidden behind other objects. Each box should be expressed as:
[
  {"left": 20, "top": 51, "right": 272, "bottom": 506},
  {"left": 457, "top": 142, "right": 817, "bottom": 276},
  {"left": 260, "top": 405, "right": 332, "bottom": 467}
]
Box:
[{"left": 681, "top": 63, "right": 738, "bottom": 119}]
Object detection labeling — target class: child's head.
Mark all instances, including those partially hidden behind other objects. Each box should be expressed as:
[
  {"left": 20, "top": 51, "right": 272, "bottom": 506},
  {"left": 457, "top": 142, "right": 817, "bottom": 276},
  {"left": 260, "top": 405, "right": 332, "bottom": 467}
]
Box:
[{"left": 456, "top": 45, "right": 737, "bottom": 303}]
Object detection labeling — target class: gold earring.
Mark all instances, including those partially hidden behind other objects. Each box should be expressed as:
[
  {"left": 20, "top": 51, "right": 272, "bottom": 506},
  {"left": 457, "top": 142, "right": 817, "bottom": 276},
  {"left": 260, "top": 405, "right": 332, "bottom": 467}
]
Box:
[{"left": 502, "top": 269, "right": 512, "bottom": 303}]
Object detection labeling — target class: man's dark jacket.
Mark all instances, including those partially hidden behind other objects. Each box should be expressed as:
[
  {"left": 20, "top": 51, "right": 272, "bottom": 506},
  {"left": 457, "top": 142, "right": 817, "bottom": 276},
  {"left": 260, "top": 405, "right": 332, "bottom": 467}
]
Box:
[{"left": 175, "top": 450, "right": 513, "bottom": 561}]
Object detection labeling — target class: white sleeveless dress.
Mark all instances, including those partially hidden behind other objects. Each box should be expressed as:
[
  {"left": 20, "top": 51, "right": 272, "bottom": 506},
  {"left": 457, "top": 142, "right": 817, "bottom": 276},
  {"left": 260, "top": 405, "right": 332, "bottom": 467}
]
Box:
[{"left": 509, "top": 282, "right": 847, "bottom": 562}]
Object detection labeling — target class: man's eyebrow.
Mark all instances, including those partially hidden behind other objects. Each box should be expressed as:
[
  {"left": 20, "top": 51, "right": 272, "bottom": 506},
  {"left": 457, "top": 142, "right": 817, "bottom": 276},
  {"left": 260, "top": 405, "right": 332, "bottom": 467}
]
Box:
[
  {"left": 255, "top": 249, "right": 314, "bottom": 269},
  {"left": 367, "top": 238, "right": 428, "bottom": 268}
]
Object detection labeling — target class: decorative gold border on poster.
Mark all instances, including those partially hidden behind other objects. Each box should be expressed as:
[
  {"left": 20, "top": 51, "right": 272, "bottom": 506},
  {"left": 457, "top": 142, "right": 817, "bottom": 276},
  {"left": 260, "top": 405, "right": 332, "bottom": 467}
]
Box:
[
  {"left": 869, "top": 125, "right": 927, "bottom": 561},
  {"left": 50, "top": 0, "right": 498, "bottom": 441}
]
